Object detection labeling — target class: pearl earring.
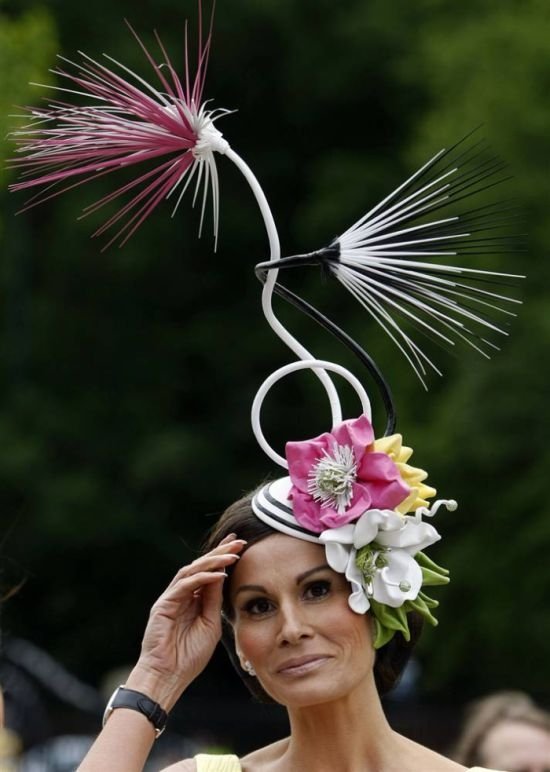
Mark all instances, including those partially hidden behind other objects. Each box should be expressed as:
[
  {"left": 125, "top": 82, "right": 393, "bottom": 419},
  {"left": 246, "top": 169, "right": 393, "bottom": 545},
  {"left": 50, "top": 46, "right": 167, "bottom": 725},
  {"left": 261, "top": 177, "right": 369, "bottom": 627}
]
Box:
[{"left": 243, "top": 660, "right": 256, "bottom": 676}]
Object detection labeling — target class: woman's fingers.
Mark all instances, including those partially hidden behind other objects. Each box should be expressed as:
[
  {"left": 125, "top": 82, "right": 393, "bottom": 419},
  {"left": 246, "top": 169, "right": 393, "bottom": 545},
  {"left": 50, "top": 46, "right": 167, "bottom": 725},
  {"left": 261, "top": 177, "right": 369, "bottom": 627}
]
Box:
[
  {"left": 207, "top": 538, "right": 247, "bottom": 558},
  {"left": 150, "top": 571, "right": 225, "bottom": 642},
  {"left": 200, "top": 573, "right": 226, "bottom": 625},
  {"left": 218, "top": 532, "right": 237, "bottom": 545},
  {"left": 166, "top": 539, "right": 246, "bottom": 589},
  {"left": 166, "top": 554, "right": 237, "bottom": 589},
  {"left": 158, "top": 570, "right": 227, "bottom": 604},
  {"left": 184, "top": 552, "right": 240, "bottom": 575}
]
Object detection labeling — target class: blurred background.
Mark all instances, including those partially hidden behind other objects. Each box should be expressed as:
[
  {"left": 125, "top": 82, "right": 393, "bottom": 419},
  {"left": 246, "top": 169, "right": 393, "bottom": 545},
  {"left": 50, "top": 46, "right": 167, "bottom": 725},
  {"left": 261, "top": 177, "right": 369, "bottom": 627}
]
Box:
[{"left": 0, "top": 0, "right": 548, "bottom": 768}]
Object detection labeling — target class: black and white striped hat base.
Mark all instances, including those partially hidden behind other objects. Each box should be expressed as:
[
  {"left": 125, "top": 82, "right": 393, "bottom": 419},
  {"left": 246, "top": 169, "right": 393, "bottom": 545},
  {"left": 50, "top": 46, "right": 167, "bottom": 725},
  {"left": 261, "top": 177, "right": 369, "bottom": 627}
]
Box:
[{"left": 252, "top": 477, "right": 321, "bottom": 544}]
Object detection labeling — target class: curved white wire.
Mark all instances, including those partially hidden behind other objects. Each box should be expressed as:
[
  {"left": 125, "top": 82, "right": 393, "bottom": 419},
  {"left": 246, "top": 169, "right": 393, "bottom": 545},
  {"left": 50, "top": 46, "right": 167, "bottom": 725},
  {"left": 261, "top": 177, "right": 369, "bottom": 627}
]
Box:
[
  {"left": 225, "top": 147, "right": 343, "bottom": 427},
  {"left": 413, "top": 499, "right": 458, "bottom": 522},
  {"left": 251, "top": 359, "right": 372, "bottom": 468}
]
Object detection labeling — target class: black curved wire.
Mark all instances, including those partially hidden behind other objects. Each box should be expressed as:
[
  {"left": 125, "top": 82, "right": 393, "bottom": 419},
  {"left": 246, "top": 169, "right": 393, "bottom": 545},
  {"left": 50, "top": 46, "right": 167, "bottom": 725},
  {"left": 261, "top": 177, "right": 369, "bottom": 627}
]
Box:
[{"left": 255, "top": 254, "right": 397, "bottom": 436}]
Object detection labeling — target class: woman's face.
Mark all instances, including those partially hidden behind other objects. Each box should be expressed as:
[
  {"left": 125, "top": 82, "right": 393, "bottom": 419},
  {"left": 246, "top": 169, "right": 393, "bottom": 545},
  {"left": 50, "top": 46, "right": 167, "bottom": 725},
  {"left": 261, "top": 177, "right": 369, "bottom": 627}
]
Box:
[{"left": 229, "top": 533, "right": 375, "bottom": 708}]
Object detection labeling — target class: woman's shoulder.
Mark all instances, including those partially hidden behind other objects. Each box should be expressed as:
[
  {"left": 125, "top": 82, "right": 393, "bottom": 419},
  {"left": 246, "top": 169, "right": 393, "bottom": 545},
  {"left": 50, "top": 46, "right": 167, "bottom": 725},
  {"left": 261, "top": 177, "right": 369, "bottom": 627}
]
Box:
[{"left": 241, "top": 737, "right": 289, "bottom": 769}]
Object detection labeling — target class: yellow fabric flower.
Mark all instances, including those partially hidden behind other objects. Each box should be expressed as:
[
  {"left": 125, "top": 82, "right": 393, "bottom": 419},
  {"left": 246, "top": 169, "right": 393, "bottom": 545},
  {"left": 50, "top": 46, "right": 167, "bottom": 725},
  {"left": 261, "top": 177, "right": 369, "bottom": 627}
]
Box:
[{"left": 373, "top": 434, "right": 436, "bottom": 514}]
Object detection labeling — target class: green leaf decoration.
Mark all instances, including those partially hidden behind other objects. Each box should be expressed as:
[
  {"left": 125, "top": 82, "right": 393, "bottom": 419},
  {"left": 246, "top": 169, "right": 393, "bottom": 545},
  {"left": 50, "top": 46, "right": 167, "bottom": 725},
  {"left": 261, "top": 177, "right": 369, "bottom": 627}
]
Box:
[
  {"left": 416, "top": 551, "right": 450, "bottom": 576},
  {"left": 370, "top": 600, "right": 411, "bottom": 649},
  {"left": 408, "top": 594, "right": 439, "bottom": 626},
  {"left": 370, "top": 599, "right": 410, "bottom": 635},
  {"left": 372, "top": 616, "right": 399, "bottom": 649},
  {"left": 421, "top": 565, "right": 451, "bottom": 586},
  {"left": 419, "top": 591, "right": 439, "bottom": 609}
]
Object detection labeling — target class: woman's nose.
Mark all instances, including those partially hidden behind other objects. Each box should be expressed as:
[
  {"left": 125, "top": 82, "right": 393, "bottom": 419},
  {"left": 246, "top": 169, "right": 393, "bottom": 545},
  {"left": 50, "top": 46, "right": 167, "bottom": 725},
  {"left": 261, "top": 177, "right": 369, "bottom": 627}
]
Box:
[{"left": 277, "top": 601, "right": 314, "bottom": 646}]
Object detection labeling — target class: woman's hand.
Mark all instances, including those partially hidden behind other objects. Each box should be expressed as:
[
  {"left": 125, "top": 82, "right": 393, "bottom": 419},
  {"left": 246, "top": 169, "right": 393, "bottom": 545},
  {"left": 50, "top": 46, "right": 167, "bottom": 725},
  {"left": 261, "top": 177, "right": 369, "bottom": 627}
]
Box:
[{"left": 124, "top": 534, "right": 245, "bottom": 711}]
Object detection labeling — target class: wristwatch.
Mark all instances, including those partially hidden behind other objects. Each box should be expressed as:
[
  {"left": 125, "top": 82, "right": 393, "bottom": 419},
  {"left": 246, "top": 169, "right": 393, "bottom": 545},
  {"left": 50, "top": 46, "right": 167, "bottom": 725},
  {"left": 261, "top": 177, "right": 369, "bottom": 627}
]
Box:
[{"left": 102, "top": 685, "right": 169, "bottom": 738}]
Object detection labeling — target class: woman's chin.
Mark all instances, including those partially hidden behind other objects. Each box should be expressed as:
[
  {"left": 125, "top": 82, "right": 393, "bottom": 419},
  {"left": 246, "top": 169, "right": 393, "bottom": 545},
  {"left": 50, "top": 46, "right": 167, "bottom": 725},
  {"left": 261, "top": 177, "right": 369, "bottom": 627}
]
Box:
[{"left": 265, "top": 672, "right": 356, "bottom": 708}]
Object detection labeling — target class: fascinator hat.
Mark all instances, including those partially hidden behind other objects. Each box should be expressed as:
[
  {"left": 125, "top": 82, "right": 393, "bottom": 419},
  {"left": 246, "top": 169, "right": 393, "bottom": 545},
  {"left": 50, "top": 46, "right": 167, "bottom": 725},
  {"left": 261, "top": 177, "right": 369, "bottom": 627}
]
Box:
[{"left": 9, "top": 4, "right": 523, "bottom": 649}]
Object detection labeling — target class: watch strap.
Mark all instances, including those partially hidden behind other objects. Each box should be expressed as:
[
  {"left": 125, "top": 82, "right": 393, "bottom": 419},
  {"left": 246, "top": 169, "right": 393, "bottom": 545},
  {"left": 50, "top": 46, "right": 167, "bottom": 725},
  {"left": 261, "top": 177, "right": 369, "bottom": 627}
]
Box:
[{"left": 103, "top": 685, "right": 168, "bottom": 737}]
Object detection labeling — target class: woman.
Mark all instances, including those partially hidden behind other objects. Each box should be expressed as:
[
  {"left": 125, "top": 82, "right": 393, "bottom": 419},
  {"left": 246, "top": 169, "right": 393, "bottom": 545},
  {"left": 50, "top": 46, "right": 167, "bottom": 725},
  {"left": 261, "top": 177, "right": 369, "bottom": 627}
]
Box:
[
  {"left": 6, "top": 7, "right": 521, "bottom": 770},
  {"left": 77, "top": 488, "right": 500, "bottom": 772}
]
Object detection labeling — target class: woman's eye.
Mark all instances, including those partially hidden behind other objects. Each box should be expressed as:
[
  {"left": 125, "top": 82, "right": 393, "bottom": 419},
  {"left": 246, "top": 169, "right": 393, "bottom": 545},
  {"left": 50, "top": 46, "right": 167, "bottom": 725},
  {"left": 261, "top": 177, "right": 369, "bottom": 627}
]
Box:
[
  {"left": 304, "top": 580, "right": 331, "bottom": 599},
  {"left": 243, "top": 597, "right": 274, "bottom": 616}
]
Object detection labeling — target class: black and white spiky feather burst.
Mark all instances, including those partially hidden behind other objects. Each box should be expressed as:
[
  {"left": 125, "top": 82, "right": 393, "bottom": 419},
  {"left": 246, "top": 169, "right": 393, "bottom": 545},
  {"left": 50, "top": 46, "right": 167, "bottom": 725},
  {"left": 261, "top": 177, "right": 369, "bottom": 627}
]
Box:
[{"left": 257, "top": 133, "right": 524, "bottom": 389}]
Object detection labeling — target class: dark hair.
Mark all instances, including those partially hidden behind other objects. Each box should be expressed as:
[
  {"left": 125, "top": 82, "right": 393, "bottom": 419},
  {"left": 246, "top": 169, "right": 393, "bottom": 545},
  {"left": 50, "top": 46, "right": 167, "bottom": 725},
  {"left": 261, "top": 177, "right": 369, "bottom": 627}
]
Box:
[
  {"left": 452, "top": 691, "right": 550, "bottom": 766},
  {"left": 203, "top": 490, "right": 423, "bottom": 702}
]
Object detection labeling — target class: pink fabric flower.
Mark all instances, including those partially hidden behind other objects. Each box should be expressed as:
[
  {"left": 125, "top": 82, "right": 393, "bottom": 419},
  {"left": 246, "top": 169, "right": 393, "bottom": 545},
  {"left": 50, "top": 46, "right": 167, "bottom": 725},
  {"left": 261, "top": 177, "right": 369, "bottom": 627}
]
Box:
[{"left": 286, "top": 414, "right": 410, "bottom": 533}]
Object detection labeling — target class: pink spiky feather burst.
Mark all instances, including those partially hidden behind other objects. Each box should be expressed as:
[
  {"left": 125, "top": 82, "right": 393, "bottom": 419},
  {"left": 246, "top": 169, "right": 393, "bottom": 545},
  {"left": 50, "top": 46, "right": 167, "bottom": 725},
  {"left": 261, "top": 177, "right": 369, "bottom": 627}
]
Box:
[{"left": 9, "top": 8, "right": 229, "bottom": 250}]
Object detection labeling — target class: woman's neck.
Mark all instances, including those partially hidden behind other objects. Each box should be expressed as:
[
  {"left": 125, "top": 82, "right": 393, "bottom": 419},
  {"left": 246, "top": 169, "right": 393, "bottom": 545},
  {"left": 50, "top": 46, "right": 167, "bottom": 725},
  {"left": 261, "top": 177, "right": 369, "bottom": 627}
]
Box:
[
  {"left": 282, "top": 674, "right": 398, "bottom": 772},
  {"left": 242, "top": 675, "right": 467, "bottom": 772}
]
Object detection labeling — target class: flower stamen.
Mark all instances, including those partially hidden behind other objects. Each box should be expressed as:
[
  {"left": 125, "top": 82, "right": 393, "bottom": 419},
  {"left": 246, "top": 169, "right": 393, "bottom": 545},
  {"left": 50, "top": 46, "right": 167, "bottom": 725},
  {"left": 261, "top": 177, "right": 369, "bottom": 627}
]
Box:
[
  {"left": 355, "top": 542, "right": 389, "bottom": 595},
  {"left": 307, "top": 443, "right": 357, "bottom": 514}
]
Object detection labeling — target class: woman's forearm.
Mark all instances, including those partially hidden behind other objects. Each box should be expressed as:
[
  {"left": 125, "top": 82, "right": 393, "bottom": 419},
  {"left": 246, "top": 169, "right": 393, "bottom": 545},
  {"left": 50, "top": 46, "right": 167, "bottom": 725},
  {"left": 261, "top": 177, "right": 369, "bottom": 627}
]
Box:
[
  {"left": 76, "top": 709, "right": 156, "bottom": 772},
  {"left": 76, "top": 538, "right": 243, "bottom": 771}
]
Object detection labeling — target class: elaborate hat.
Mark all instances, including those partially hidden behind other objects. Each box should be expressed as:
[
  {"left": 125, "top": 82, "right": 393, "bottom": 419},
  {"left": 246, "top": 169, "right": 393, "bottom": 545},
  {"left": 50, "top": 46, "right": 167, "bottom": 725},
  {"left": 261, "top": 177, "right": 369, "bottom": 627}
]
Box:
[{"left": 8, "top": 5, "right": 522, "bottom": 648}]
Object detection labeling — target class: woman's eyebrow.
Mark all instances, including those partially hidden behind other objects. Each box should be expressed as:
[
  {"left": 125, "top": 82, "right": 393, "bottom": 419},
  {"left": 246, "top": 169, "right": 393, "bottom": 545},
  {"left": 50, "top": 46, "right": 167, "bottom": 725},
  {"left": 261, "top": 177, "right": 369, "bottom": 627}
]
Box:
[
  {"left": 234, "top": 584, "right": 267, "bottom": 598},
  {"left": 234, "top": 565, "right": 331, "bottom": 597},
  {"left": 296, "top": 564, "right": 330, "bottom": 585}
]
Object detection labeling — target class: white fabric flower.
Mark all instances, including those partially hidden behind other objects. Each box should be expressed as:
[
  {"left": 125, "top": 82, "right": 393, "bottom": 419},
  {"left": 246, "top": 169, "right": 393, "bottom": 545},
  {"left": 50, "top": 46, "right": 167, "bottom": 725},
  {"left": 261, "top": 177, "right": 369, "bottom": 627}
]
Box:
[{"left": 319, "top": 508, "right": 441, "bottom": 613}]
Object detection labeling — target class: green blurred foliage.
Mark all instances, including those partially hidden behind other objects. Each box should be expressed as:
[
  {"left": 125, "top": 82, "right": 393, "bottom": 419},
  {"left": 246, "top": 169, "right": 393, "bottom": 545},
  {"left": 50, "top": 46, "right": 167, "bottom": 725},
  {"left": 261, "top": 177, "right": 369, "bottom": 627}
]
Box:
[
  {"left": 0, "top": 0, "right": 548, "bottom": 704},
  {"left": 0, "top": 6, "right": 58, "bottom": 189},
  {"left": 397, "top": 0, "right": 550, "bottom": 696}
]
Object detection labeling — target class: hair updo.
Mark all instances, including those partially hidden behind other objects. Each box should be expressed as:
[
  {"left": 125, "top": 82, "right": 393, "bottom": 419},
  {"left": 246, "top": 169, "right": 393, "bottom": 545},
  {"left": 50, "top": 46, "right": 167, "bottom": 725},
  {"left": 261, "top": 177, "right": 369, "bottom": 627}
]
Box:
[{"left": 203, "top": 490, "right": 423, "bottom": 702}]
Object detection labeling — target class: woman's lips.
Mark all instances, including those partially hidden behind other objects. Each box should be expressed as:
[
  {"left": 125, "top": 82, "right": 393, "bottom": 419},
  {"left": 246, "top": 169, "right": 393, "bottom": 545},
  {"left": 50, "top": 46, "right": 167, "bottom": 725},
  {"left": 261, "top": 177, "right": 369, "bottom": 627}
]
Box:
[{"left": 276, "top": 655, "right": 332, "bottom": 677}]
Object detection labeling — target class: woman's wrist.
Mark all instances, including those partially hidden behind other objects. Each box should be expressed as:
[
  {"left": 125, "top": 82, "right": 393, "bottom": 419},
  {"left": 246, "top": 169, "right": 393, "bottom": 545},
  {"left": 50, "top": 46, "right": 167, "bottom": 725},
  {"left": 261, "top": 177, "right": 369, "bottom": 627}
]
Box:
[{"left": 124, "top": 664, "right": 189, "bottom": 713}]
